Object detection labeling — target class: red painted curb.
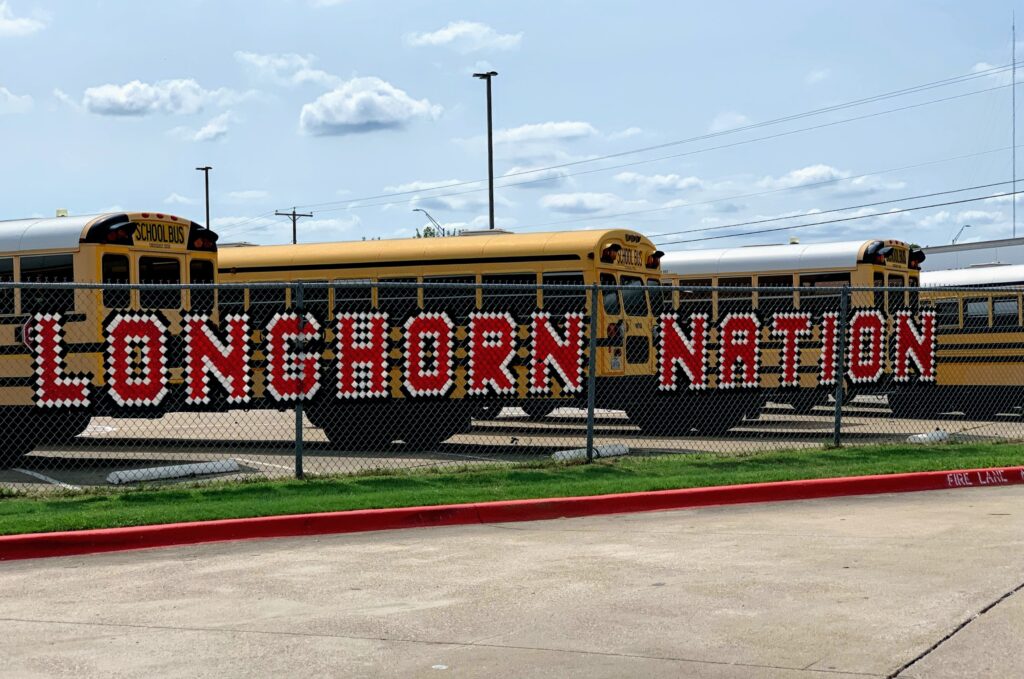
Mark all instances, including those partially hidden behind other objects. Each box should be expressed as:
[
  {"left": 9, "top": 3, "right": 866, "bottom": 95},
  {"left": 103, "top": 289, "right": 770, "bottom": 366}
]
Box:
[{"left": 2, "top": 465, "right": 1023, "bottom": 562}]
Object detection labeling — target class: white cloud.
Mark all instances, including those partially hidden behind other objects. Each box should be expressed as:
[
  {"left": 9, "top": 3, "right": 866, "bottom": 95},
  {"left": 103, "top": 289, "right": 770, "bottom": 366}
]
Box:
[
  {"left": 224, "top": 190, "right": 270, "bottom": 202},
  {"left": 0, "top": 86, "right": 31, "bottom": 114},
  {"left": 163, "top": 192, "right": 196, "bottom": 205},
  {"left": 805, "top": 68, "right": 830, "bottom": 85},
  {"left": 502, "top": 166, "right": 572, "bottom": 189},
  {"left": 234, "top": 51, "right": 339, "bottom": 88},
  {"left": 540, "top": 192, "right": 620, "bottom": 214},
  {"left": 709, "top": 111, "right": 751, "bottom": 133},
  {"left": 299, "top": 76, "right": 441, "bottom": 136},
  {"left": 756, "top": 164, "right": 903, "bottom": 196},
  {"left": 0, "top": 1, "right": 46, "bottom": 37},
  {"left": 608, "top": 126, "right": 643, "bottom": 140},
  {"left": 194, "top": 111, "right": 235, "bottom": 142},
  {"left": 494, "top": 121, "right": 598, "bottom": 144},
  {"left": 383, "top": 179, "right": 510, "bottom": 212},
  {"left": 407, "top": 21, "right": 522, "bottom": 53},
  {"left": 80, "top": 79, "right": 245, "bottom": 116},
  {"left": 757, "top": 164, "right": 848, "bottom": 190},
  {"left": 615, "top": 171, "right": 703, "bottom": 194}
]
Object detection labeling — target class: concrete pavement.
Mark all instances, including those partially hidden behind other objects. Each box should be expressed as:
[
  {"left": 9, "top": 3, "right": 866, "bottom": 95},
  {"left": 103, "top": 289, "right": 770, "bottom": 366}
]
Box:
[{"left": 1, "top": 486, "right": 1023, "bottom": 677}]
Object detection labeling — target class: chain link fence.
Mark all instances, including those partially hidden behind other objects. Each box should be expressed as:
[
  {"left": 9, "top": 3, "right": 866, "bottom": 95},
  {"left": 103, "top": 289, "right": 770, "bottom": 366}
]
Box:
[{"left": 0, "top": 280, "right": 1020, "bottom": 495}]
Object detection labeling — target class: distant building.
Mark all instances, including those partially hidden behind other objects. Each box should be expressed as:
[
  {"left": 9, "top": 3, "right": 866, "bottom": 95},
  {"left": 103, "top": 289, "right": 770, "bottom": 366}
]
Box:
[{"left": 922, "top": 236, "right": 1024, "bottom": 271}]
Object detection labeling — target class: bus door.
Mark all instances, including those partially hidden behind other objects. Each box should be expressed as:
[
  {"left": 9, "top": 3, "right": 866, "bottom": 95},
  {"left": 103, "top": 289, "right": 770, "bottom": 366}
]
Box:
[
  {"left": 620, "top": 274, "right": 655, "bottom": 374},
  {"left": 598, "top": 272, "right": 625, "bottom": 374}
]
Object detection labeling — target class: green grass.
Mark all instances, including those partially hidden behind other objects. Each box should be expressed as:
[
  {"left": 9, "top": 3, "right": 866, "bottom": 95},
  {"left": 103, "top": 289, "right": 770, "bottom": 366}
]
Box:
[{"left": 2, "top": 442, "right": 1023, "bottom": 536}]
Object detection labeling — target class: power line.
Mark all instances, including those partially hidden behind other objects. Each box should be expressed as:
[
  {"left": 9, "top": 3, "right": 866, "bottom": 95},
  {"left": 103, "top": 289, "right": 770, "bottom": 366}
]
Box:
[
  {"left": 275, "top": 208, "right": 314, "bottom": 244},
  {"left": 252, "top": 61, "right": 1024, "bottom": 215},
  {"left": 658, "top": 188, "right": 1023, "bottom": 246},
  {"left": 510, "top": 145, "right": 1021, "bottom": 233},
  {"left": 297, "top": 82, "right": 1016, "bottom": 221},
  {"left": 647, "top": 180, "right": 1011, "bottom": 241}
]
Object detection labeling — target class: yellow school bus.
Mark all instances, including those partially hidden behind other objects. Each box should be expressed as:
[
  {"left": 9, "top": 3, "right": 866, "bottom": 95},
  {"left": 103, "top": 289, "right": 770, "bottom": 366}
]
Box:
[
  {"left": 0, "top": 212, "right": 218, "bottom": 466},
  {"left": 652, "top": 239, "right": 924, "bottom": 432},
  {"left": 218, "top": 229, "right": 664, "bottom": 448},
  {"left": 903, "top": 264, "right": 1024, "bottom": 419}
]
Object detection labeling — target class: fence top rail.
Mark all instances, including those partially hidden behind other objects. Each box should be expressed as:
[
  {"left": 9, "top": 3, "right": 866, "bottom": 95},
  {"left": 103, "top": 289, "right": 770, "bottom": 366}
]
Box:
[{"left": 3, "top": 281, "right": 1022, "bottom": 294}]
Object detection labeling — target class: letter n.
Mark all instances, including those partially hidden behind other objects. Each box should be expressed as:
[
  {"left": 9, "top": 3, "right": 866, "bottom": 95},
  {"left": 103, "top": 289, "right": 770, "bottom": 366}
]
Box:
[
  {"left": 657, "top": 313, "right": 708, "bottom": 391},
  {"left": 894, "top": 310, "right": 936, "bottom": 382},
  {"left": 529, "top": 312, "right": 585, "bottom": 395},
  {"left": 183, "top": 314, "right": 252, "bottom": 404}
]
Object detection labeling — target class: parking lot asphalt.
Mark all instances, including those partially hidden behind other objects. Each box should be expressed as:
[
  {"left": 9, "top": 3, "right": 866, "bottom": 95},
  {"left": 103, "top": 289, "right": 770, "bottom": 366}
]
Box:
[
  {"left": 4, "top": 403, "right": 1023, "bottom": 493},
  {"left": 1, "top": 485, "right": 1022, "bottom": 677}
]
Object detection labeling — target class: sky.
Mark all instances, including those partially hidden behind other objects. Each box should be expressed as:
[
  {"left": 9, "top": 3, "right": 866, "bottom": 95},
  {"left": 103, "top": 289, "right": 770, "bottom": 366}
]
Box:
[{"left": 1, "top": 0, "right": 1023, "bottom": 252}]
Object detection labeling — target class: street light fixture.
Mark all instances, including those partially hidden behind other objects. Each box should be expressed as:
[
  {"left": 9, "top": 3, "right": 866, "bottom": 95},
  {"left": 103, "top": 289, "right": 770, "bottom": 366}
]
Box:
[
  {"left": 472, "top": 70, "right": 498, "bottom": 230},
  {"left": 195, "top": 166, "right": 212, "bottom": 229},
  {"left": 413, "top": 207, "right": 446, "bottom": 236},
  {"left": 951, "top": 224, "right": 971, "bottom": 244}
]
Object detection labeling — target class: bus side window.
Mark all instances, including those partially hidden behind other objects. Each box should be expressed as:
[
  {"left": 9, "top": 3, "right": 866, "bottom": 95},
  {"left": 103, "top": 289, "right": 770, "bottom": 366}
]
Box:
[
  {"left": 189, "top": 259, "right": 215, "bottom": 313},
  {"left": 964, "top": 298, "right": 989, "bottom": 328},
  {"left": 543, "top": 272, "right": 586, "bottom": 314},
  {"left": 620, "top": 275, "right": 649, "bottom": 317},
  {"left": 21, "top": 253, "right": 75, "bottom": 314},
  {"left": 334, "top": 279, "right": 373, "bottom": 313},
  {"left": 679, "top": 278, "right": 712, "bottom": 317},
  {"left": 993, "top": 297, "right": 1018, "bottom": 328},
  {"left": 102, "top": 254, "right": 131, "bottom": 309},
  {"left": 299, "top": 280, "right": 329, "bottom": 321},
  {"left": 482, "top": 273, "right": 537, "bottom": 315},
  {"left": 908, "top": 276, "right": 920, "bottom": 308},
  {"left": 887, "top": 274, "right": 906, "bottom": 312},
  {"left": 0, "top": 258, "right": 11, "bottom": 315},
  {"left": 377, "top": 278, "right": 418, "bottom": 318},
  {"left": 247, "top": 284, "right": 287, "bottom": 327},
  {"left": 717, "top": 276, "right": 752, "bottom": 315},
  {"left": 799, "top": 272, "right": 849, "bottom": 312},
  {"left": 600, "top": 273, "right": 620, "bottom": 315},
  {"left": 423, "top": 275, "right": 476, "bottom": 320},
  {"left": 873, "top": 272, "right": 885, "bottom": 310},
  {"left": 139, "top": 256, "right": 182, "bottom": 309},
  {"left": 218, "top": 287, "right": 246, "bottom": 320},
  {"left": 934, "top": 299, "right": 960, "bottom": 329},
  {"left": 647, "top": 278, "right": 672, "bottom": 313},
  {"left": 756, "top": 274, "right": 793, "bottom": 312}
]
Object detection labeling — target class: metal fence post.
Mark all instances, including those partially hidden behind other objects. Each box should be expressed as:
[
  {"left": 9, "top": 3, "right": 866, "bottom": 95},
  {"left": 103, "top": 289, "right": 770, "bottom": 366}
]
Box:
[
  {"left": 294, "top": 281, "right": 305, "bottom": 480},
  {"left": 585, "top": 283, "right": 599, "bottom": 463},
  {"left": 832, "top": 285, "right": 850, "bottom": 448}
]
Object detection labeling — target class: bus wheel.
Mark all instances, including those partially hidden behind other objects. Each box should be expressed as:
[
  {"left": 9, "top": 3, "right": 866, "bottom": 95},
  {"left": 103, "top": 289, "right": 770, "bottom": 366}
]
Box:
[
  {"left": 626, "top": 406, "right": 690, "bottom": 436},
  {"left": 521, "top": 401, "right": 557, "bottom": 421},
  {"left": 888, "top": 393, "right": 936, "bottom": 419},
  {"left": 36, "top": 411, "right": 91, "bottom": 445},
  {"left": 306, "top": 404, "right": 395, "bottom": 450},
  {"left": 0, "top": 409, "right": 38, "bottom": 468},
  {"left": 400, "top": 413, "right": 473, "bottom": 449},
  {"left": 790, "top": 391, "right": 825, "bottom": 415}
]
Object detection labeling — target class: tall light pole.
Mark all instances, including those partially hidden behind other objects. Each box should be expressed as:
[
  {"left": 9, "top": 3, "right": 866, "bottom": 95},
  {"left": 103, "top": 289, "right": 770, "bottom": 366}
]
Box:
[
  {"left": 952, "top": 224, "right": 971, "bottom": 244},
  {"left": 195, "top": 166, "right": 212, "bottom": 229},
  {"left": 472, "top": 70, "right": 498, "bottom": 230},
  {"left": 413, "top": 207, "right": 446, "bottom": 236}
]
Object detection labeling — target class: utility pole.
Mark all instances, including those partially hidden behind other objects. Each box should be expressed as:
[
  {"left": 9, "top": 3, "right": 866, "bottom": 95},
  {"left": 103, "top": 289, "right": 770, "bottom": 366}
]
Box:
[
  {"left": 195, "top": 166, "right": 212, "bottom": 229},
  {"left": 472, "top": 70, "right": 498, "bottom": 230},
  {"left": 276, "top": 208, "right": 314, "bottom": 244},
  {"left": 1014, "top": 13, "right": 1017, "bottom": 237}
]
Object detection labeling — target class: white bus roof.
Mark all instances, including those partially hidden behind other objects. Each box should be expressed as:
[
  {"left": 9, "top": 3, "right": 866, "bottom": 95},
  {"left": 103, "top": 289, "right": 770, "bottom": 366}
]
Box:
[
  {"left": 0, "top": 214, "right": 107, "bottom": 252},
  {"left": 660, "top": 240, "right": 881, "bottom": 276},
  {"left": 921, "top": 264, "right": 1024, "bottom": 287}
]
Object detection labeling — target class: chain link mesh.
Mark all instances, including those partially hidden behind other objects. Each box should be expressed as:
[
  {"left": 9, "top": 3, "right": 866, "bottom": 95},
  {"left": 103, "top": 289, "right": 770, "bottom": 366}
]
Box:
[{"left": 0, "top": 280, "right": 1018, "bottom": 495}]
